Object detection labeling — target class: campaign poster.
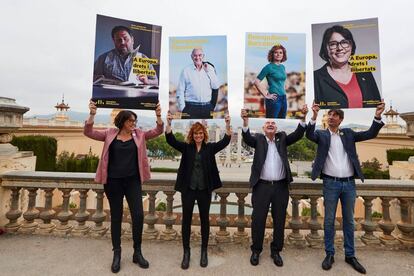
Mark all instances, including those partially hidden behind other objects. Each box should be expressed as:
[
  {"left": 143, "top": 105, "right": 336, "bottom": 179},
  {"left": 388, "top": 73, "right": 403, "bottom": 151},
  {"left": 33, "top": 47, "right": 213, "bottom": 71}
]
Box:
[
  {"left": 169, "top": 36, "right": 228, "bottom": 119},
  {"left": 312, "top": 18, "right": 382, "bottom": 109},
  {"left": 244, "top": 32, "right": 306, "bottom": 119},
  {"left": 92, "top": 14, "right": 162, "bottom": 109}
]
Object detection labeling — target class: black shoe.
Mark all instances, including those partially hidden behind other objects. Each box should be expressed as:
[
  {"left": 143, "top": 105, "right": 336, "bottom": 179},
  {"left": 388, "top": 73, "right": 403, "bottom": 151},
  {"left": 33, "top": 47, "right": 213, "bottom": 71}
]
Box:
[
  {"left": 133, "top": 248, "right": 149, "bottom": 269},
  {"left": 345, "top": 257, "right": 366, "bottom": 274},
  {"left": 200, "top": 248, "right": 208, "bottom": 267},
  {"left": 111, "top": 248, "right": 121, "bottom": 273},
  {"left": 181, "top": 249, "right": 190, "bottom": 270},
  {"left": 271, "top": 252, "right": 283, "bottom": 267},
  {"left": 322, "top": 255, "right": 335, "bottom": 270},
  {"left": 250, "top": 252, "right": 260, "bottom": 266}
]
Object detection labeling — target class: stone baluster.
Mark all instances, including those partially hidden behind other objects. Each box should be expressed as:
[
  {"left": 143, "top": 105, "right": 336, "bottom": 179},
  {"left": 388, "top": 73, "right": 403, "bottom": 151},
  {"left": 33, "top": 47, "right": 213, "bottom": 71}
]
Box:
[
  {"left": 143, "top": 191, "right": 159, "bottom": 239},
  {"left": 90, "top": 189, "right": 108, "bottom": 236},
  {"left": 160, "top": 191, "right": 177, "bottom": 240},
  {"left": 233, "top": 193, "right": 248, "bottom": 243},
  {"left": 288, "top": 195, "right": 306, "bottom": 247},
  {"left": 20, "top": 188, "right": 40, "bottom": 233},
  {"left": 5, "top": 187, "right": 22, "bottom": 232},
  {"left": 378, "top": 197, "right": 399, "bottom": 246},
  {"left": 305, "top": 196, "right": 323, "bottom": 248},
  {"left": 73, "top": 189, "right": 90, "bottom": 236},
  {"left": 360, "top": 196, "right": 380, "bottom": 244},
  {"left": 396, "top": 198, "right": 414, "bottom": 246},
  {"left": 55, "top": 188, "right": 73, "bottom": 236},
  {"left": 216, "top": 192, "right": 231, "bottom": 243},
  {"left": 38, "top": 188, "right": 56, "bottom": 234}
]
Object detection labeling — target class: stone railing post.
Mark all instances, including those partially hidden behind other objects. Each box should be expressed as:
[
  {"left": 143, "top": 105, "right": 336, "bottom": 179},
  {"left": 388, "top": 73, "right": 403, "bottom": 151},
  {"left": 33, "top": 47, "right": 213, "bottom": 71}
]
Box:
[
  {"left": 90, "top": 189, "right": 108, "bottom": 237},
  {"left": 288, "top": 195, "right": 306, "bottom": 247},
  {"left": 38, "top": 188, "right": 56, "bottom": 234},
  {"left": 360, "top": 196, "right": 380, "bottom": 244},
  {"left": 5, "top": 187, "right": 22, "bottom": 232},
  {"left": 233, "top": 193, "right": 248, "bottom": 243},
  {"left": 20, "top": 188, "right": 39, "bottom": 233},
  {"left": 306, "top": 196, "right": 323, "bottom": 248},
  {"left": 216, "top": 192, "right": 231, "bottom": 243},
  {"left": 55, "top": 188, "right": 73, "bottom": 236},
  {"left": 378, "top": 197, "right": 399, "bottom": 246},
  {"left": 143, "top": 190, "right": 159, "bottom": 240},
  {"left": 396, "top": 198, "right": 414, "bottom": 246},
  {"left": 160, "top": 191, "right": 177, "bottom": 240},
  {"left": 72, "top": 189, "right": 90, "bottom": 236}
]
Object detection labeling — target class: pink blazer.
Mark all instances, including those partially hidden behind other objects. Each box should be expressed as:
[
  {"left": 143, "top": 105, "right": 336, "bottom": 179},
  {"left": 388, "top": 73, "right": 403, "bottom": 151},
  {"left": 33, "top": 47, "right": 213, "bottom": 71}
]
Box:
[{"left": 83, "top": 121, "right": 164, "bottom": 184}]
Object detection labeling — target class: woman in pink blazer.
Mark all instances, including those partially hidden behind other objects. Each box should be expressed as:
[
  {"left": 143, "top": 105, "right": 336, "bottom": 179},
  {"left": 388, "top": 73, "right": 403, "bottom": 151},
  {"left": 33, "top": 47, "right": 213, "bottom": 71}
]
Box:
[{"left": 84, "top": 101, "right": 164, "bottom": 273}]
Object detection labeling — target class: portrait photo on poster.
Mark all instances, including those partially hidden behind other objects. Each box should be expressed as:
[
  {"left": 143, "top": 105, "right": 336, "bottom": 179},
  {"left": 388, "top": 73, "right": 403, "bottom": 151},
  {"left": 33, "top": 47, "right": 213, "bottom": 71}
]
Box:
[
  {"left": 169, "top": 36, "right": 228, "bottom": 119},
  {"left": 92, "top": 14, "right": 162, "bottom": 110},
  {"left": 312, "top": 17, "right": 382, "bottom": 109},
  {"left": 244, "top": 32, "right": 306, "bottom": 120}
]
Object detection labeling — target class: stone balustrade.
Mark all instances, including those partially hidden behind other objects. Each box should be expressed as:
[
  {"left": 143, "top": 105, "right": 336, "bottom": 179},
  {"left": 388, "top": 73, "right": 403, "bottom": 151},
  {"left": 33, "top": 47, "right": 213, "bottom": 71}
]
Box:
[{"left": 1, "top": 171, "right": 414, "bottom": 248}]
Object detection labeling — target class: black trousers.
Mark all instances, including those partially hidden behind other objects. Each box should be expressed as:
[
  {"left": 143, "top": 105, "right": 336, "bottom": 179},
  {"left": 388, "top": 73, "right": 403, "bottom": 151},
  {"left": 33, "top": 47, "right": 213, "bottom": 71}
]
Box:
[
  {"left": 181, "top": 189, "right": 212, "bottom": 250},
  {"left": 182, "top": 102, "right": 213, "bottom": 119},
  {"left": 251, "top": 180, "right": 289, "bottom": 254},
  {"left": 104, "top": 175, "right": 143, "bottom": 250}
]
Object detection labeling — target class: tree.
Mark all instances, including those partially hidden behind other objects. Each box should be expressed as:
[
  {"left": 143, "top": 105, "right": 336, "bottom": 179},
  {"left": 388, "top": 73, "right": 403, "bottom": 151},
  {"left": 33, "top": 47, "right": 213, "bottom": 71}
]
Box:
[
  {"left": 146, "top": 132, "right": 185, "bottom": 158},
  {"left": 287, "top": 138, "right": 317, "bottom": 161}
]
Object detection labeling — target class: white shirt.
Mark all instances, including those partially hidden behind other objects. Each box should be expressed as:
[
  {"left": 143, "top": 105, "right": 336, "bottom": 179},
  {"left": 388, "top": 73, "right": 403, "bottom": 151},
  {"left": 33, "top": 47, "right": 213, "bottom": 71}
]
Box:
[{"left": 176, "top": 63, "right": 220, "bottom": 111}]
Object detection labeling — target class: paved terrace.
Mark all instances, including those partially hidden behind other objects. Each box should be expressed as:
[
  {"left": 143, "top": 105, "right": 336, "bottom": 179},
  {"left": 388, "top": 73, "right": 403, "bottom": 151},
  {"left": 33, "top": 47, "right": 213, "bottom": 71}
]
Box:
[{"left": 1, "top": 234, "right": 414, "bottom": 276}]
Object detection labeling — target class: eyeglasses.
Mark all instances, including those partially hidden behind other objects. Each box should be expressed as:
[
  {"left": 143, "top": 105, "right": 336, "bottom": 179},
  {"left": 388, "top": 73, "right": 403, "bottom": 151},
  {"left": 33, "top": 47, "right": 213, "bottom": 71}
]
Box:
[
  {"left": 328, "top": 39, "right": 351, "bottom": 50},
  {"left": 127, "top": 118, "right": 137, "bottom": 124}
]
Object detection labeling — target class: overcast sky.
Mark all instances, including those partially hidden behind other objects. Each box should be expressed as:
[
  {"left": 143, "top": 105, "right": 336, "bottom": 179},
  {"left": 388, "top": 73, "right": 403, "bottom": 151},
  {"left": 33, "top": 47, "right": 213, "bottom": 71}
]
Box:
[{"left": 1, "top": 0, "right": 413, "bottom": 126}]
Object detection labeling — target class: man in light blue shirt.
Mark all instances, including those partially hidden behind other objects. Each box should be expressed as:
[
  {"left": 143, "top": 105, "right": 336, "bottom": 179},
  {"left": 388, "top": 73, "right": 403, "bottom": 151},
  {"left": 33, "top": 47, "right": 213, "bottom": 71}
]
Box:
[{"left": 176, "top": 48, "right": 221, "bottom": 119}]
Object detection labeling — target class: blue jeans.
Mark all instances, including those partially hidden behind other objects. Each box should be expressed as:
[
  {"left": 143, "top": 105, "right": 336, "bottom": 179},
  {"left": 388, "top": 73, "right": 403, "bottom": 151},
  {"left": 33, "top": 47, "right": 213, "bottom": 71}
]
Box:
[
  {"left": 323, "top": 178, "right": 356, "bottom": 257},
  {"left": 265, "top": 95, "right": 287, "bottom": 118}
]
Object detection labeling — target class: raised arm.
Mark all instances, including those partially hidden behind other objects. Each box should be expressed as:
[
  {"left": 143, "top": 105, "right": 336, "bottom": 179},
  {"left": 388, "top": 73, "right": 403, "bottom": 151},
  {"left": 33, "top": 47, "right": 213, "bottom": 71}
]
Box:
[
  {"left": 240, "top": 109, "right": 257, "bottom": 148},
  {"left": 144, "top": 103, "right": 164, "bottom": 140},
  {"left": 211, "top": 114, "right": 232, "bottom": 153},
  {"left": 354, "top": 101, "right": 385, "bottom": 142},
  {"left": 306, "top": 102, "right": 320, "bottom": 143},
  {"left": 83, "top": 100, "right": 107, "bottom": 141},
  {"left": 164, "top": 112, "right": 186, "bottom": 152},
  {"left": 286, "top": 104, "right": 308, "bottom": 145}
]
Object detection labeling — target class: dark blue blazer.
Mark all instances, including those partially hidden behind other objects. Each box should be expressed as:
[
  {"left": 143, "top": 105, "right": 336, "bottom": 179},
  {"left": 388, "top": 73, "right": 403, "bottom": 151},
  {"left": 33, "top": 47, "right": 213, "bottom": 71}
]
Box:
[{"left": 306, "top": 120, "right": 384, "bottom": 181}]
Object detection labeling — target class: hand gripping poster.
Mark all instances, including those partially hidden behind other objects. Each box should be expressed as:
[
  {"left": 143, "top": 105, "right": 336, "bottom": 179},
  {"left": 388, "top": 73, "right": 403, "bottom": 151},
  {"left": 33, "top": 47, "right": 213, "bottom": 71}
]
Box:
[
  {"left": 92, "top": 14, "right": 162, "bottom": 109},
  {"left": 169, "top": 36, "right": 228, "bottom": 119},
  {"left": 244, "top": 32, "right": 306, "bottom": 119},
  {"left": 312, "top": 18, "right": 382, "bottom": 109}
]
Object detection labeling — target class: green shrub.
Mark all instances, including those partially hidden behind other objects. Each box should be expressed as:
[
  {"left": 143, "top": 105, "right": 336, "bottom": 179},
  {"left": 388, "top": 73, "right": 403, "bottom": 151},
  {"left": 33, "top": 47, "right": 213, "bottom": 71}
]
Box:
[
  {"left": 291, "top": 172, "right": 298, "bottom": 177},
  {"left": 156, "top": 202, "right": 166, "bottom": 211},
  {"left": 11, "top": 135, "right": 57, "bottom": 171},
  {"left": 150, "top": 167, "right": 178, "bottom": 173},
  {"left": 372, "top": 211, "right": 383, "bottom": 218},
  {"left": 301, "top": 207, "right": 321, "bottom": 217},
  {"left": 55, "top": 151, "right": 99, "bottom": 172},
  {"left": 386, "top": 148, "right": 414, "bottom": 165}
]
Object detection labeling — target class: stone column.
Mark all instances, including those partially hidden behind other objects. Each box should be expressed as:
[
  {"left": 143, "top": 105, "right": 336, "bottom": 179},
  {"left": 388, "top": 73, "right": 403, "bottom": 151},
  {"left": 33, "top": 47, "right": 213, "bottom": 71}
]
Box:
[
  {"left": 378, "top": 197, "right": 400, "bottom": 246},
  {"left": 396, "top": 198, "right": 414, "bottom": 246},
  {"left": 360, "top": 196, "right": 380, "bottom": 245},
  {"left": 38, "top": 188, "right": 56, "bottom": 234},
  {"left": 306, "top": 196, "right": 323, "bottom": 248},
  {"left": 55, "top": 188, "right": 73, "bottom": 236},
  {"left": 20, "top": 188, "right": 40, "bottom": 233},
  {"left": 5, "top": 187, "right": 22, "bottom": 232},
  {"left": 216, "top": 192, "right": 231, "bottom": 243},
  {"left": 233, "top": 193, "right": 248, "bottom": 243},
  {"left": 90, "top": 189, "right": 108, "bottom": 237},
  {"left": 160, "top": 191, "right": 177, "bottom": 240},
  {"left": 143, "top": 191, "right": 159, "bottom": 240},
  {"left": 288, "top": 196, "right": 306, "bottom": 247},
  {"left": 72, "top": 189, "right": 90, "bottom": 236}
]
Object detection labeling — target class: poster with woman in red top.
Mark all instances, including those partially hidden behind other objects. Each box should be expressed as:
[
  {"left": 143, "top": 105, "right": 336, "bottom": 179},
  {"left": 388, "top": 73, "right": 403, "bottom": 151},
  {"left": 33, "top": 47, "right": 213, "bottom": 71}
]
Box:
[{"left": 312, "top": 18, "right": 382, "bottom": 109}]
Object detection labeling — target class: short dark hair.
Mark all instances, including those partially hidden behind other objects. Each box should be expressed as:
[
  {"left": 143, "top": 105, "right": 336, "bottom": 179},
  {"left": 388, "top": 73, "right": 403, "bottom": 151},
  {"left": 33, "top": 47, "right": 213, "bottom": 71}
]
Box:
[
  {"left": 319, "top": 25, "right": 356, "bottom": 62},
  {"left": 267, "top": 44, "right": 287, "bottom": 62},
  {"left": 328, "top": 109, "right": 344, "bottom": 120},
  {"left": 114, "top": 110, "right": 137, "bottom": 129},
  {"left": 111, "top": 26, "right": 132, "bottom": 39}
]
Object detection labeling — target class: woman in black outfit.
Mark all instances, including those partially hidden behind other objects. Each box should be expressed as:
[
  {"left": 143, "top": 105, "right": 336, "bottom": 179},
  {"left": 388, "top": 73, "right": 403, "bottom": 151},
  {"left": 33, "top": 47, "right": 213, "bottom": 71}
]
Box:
[{"left": 165, "top": 113, "right": 232, "bottom": 269}]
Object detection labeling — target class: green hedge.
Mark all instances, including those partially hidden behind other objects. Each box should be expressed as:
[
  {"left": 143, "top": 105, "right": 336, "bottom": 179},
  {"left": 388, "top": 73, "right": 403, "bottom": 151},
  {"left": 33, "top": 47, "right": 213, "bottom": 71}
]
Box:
[
  {"left": 150, "top": 167, "right": 178, "bottom": 173},
  {"left": 11, "top": 135, "right": 57, "bottom": 171},
  {"left": 55, "top": 151, "right": 99, "bottom": 173},
  {"left": 386, "top": 148, "right": 414, "bottom": 165}
]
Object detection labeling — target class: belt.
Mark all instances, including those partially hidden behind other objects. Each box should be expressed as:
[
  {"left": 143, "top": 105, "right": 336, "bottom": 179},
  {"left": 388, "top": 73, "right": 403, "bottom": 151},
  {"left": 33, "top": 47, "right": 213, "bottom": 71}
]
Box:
[
  {"left": 321, "top": 173, "right": 354, "bottom": 182},
  {"left": 259, "top": 179, "right": 286, "bottom": 185},
  {"left": 185, "top": 101, "right": 211, "bottom": 106}
]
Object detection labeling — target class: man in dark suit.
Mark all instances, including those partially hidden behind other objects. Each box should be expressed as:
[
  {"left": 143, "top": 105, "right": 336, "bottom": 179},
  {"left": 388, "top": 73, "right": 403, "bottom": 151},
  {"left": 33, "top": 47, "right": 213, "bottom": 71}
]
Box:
[
  {"left": 306, "top": 102, "right": 385, "bottom": 274},
  {"left": 241, "top": 106, "right": 308, "bottom": 267}
]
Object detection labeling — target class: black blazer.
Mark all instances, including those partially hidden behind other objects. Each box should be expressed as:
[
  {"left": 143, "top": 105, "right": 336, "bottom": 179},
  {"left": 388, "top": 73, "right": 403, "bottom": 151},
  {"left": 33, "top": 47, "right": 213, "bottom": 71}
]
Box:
[
  {"left": 242, "top": 123, "right": 306, "bottom": 188},
  {"left": 314, "top": 63, "right": 381, "bottom": 109},
  {"left": 165, "top": 131, "right": 231, "bottom": 193},
  {"left": 306, "top": 120, "right": 384, "bottom": 181}
]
